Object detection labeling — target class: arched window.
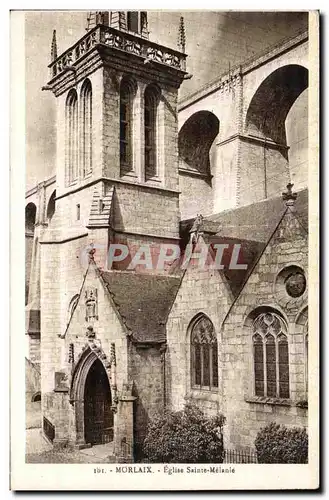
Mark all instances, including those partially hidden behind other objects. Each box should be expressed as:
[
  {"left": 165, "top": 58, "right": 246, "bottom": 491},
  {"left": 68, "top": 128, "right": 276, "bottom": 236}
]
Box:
[
  {"left": 144, "top": 85, "right": 159, "bottom": 180},
  {"left": 32, "top": 392, "right": 41, "bottom": 402},
  {"left": 66, "top": 89, "right": 78, "bottom": 185},
  {"left": 191, "top": 315, "right": 218, "bottom": 390},
  {"left": 120, "top": 79, "right": 134, "bottom": 175},
  {"left": 252, "top": 311, "right": 289, "bottom": 398},
  {"left": 81, "top": 80, "right": 92, "bottom": 176}
]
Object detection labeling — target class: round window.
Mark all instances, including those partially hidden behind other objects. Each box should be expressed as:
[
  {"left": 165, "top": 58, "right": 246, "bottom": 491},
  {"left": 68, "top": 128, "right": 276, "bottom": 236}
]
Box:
[{"left": 285, "top": 272, "right": 306, "bottom": 298}]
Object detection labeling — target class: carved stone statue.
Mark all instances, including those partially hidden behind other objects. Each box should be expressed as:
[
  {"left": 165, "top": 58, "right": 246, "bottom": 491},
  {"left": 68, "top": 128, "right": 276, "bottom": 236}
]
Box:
[
  {"left": 189, "top": 213, "right": 204, "bottom": 244},
  {"left": 85, "top": 287, "right": 98, "bottom": 321}
]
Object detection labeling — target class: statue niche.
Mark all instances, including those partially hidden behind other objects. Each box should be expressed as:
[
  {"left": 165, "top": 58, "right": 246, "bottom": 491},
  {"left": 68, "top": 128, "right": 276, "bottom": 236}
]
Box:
[{"left": 85, "top": 287, "right": 98, "bottom": 322}]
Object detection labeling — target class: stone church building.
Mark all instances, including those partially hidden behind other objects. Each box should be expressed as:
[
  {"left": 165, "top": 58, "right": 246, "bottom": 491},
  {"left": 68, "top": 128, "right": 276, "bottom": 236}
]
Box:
[{"left": 25, "top": 11, "right": 309, "bottom": 461}]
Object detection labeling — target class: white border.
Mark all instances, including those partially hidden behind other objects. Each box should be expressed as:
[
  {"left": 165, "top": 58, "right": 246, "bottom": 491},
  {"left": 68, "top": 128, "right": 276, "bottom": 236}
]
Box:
[{"left": 7, "top": 5, "right": 322, "bottom": 494}]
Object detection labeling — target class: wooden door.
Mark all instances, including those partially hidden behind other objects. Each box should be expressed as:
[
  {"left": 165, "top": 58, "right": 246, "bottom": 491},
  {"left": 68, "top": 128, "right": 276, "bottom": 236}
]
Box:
[{"left": 84, "top": 359, "right": 113, "bottom": 445}]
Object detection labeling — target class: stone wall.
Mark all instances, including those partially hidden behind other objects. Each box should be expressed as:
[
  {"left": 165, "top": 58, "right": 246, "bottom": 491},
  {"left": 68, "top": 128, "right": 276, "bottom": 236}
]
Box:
[
  {"left": 166, "top": 209, "right": 308, "bottom": 451},
  {"left": 238, "top": 139, "right": 290, "bottom": 206},
  {"left": 25, "top": 357, "right": 41, "bottom": 401},
  {"left": 25, "top": 235, "right": 34, "bottom": 301},
  {"left": 40, "top": 249, "right": 131, "bottom": 447},
  {"left": 25, "top": 357, "right": 42, "bottom": 429},
  {"left": 166, "top": 238, "right": 234, "bottom": 413},
  {"left": 128, "top": 342, "right": 164, "bottom": 457},
  {"left": 112, "top": 233, "right": 178, "bottom": 274},
  {"left": 178, "top": 173, "right": 213, "bottom": 220},
  {"left": 178, "top": 37, "right": 309, "bottom": 215},
  {"left": 220, "top": 208, "right": 308, "bottom": 450},
  {"left": 29, "top": 334, "right": 41, "bottom": 363},
  {"left": 112, "top": 181, "right": 180, "bottom": 239}
]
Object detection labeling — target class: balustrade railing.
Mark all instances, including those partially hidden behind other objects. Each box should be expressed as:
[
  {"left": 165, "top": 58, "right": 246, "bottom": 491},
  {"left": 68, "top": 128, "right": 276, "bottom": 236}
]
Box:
[
  {"left": 223, "top": 448, "right": 258, "bottom": 464},
  {"left": 49, "top": 26, "right": 186, "bottom": 79}
]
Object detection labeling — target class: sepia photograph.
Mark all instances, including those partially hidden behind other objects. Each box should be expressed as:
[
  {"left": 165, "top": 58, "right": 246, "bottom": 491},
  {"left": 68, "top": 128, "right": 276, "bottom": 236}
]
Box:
[{"left": 11, "top": 7, "right": 319, "bottom": 490}]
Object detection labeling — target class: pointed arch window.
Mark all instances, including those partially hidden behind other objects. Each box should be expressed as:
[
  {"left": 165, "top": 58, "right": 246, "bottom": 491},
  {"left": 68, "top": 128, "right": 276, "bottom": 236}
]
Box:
[
  {"left": 120, "top": 79, "right": 134, "bottom": 175},
  {"left": 253, "top": 311, "right": 290, "bottom": 398},
  {"left": 191, "top": 315, "right": 218, "bottom": 390},
  {"left": 66, "top": 89, "right": 78, "bottom": 185},
  {"left": 144, "top": 85, "right": 159, "bottom": 181},
  {"left": 81, "top": 80, "right": 92, "bottom": 177}
]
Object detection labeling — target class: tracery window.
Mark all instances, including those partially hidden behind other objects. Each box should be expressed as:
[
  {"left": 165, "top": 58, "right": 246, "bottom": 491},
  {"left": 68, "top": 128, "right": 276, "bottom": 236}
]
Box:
[
  {"left": 120, "top": 79, "right": 134, "bottom": 174},
  {"left": 253, "top": 311, "right": 290, "bottom": 398},
  {"left": 191, "top": 315, "right": 218, "bottom": 390},
  {"left": 144, "top": 85, "right": 159, "bottom": 180},
  {"left": 81, "top": 79, "right": 92, "bottom": 176},
  {"left": 66, "top": 89, "right": 78, "bottom": 185}
]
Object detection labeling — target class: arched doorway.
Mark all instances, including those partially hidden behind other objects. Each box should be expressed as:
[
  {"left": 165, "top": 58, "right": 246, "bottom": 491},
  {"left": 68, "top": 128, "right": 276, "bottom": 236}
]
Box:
[{"left": 84, "top": 358, "right": 114, "bottom": 445}]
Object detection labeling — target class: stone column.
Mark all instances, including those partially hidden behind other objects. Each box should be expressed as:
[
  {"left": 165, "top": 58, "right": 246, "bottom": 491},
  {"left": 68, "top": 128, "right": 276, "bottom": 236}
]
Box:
[{"left": 114, "top": 382, "right": 137, "bottom": 463}]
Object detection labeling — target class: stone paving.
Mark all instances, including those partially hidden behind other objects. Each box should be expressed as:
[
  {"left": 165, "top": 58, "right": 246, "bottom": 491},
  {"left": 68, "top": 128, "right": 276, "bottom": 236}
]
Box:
[{"left": 25, "top": 427, "right": 115, "bottom": 463}]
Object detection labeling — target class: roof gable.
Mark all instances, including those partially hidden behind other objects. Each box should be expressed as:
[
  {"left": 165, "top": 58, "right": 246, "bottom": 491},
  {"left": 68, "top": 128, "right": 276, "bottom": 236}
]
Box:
[
  {"left": 99, "top": 271, "right": 181, "bottom": 343},
  {"left": 222, "top": 198, "right": 308, "bottom": 323}
]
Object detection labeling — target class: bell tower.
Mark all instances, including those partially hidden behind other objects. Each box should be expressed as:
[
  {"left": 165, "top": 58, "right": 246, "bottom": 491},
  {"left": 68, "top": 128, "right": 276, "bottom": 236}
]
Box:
[
  {"left": 45, "top": 11, "right": 188, "bottom": 261},
  {"left": 38, "top": 13, "right": 188, "bottom": 449}
]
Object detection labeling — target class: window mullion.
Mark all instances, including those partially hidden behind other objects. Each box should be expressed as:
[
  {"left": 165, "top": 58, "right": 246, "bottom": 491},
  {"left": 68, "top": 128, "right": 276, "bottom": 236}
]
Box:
[
  {"left": 263, "top": 337, "right": 267, "bottom": 397},
  {"left": 191, "top": 344, "right": 195, "bottom": 387},
  {"left": 209, "top": 344, "right": 213, "bottom": 390},
  {"left": 275, "top": 337, "right": 279, "bottom": 398}
]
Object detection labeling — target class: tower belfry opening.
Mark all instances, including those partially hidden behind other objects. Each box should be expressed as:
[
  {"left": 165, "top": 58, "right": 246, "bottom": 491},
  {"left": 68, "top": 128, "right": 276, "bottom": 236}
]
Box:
[
  {"left": 85, "top": 10, "right": 149, "bottom": 38},
  {"left": 86, "top": 11, "right": 109, "bottom": 31}
]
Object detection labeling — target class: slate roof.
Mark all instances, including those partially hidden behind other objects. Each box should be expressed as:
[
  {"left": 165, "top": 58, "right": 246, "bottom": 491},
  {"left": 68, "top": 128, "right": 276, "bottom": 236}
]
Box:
[
  {"left": 99, "top": 271, "right": 181, "bottom": 344},
  {"left": 180, "top": 188, "right": 308, "bottom": 298},
  {"left": 207, "top": 188, "right": 308, "bottom": 241},
  {"left": 181, "top": 188, "right": 308, "bottom": 243},
  {"left": 96, "top": 190, "right": 308, "bottom": 342}
]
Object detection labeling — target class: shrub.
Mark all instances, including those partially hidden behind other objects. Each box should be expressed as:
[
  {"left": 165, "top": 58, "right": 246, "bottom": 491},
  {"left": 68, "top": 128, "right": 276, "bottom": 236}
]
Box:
[
  {"left": 255, "top": 422, "right": 308, "bottom": 463},
  {"left": 142, "top": 403, "right": 225, "bottom": 463}
]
